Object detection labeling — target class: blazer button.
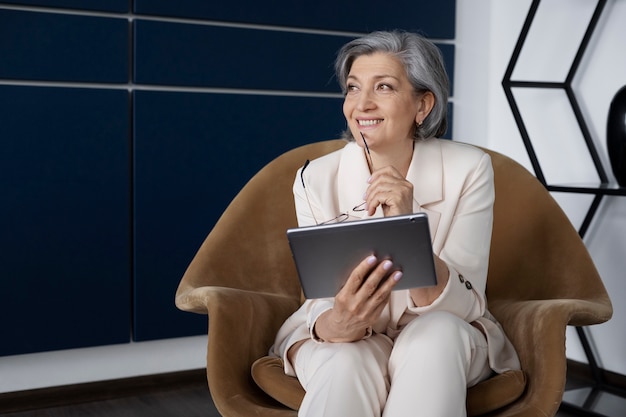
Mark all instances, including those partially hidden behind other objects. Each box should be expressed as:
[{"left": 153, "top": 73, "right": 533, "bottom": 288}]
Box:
[
  {"left": 459, "top": 274, "right": 465, "bottom": 283},
  {"left": 465, "top": 281, "right": 473, "bottom": 290}
]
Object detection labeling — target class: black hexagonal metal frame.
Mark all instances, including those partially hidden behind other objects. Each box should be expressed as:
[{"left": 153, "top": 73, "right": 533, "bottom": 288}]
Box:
[{"left": 502, "top": 0, "right": 626, "bottom": 414}]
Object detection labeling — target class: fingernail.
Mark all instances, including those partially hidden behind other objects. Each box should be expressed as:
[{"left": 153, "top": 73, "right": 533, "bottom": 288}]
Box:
[
  {"left": 367, "top": 176, "right": 372, "bottom": 183},
  {"left": 393, "top": 271, "right": 403, "bottom": 281},
  {"left": 367, "top": 255, "right": 377, "bottom": 265},
  {"left": 383, "top": 260, "right": 393, "bottom": 271}
]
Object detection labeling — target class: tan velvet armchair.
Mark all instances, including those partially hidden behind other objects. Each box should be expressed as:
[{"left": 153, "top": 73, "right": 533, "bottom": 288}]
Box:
[{"left": 176, "top": 139, "right": 612, "bottom": 417}]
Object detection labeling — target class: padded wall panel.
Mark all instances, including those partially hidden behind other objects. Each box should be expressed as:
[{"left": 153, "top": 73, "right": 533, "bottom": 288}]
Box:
[
  {"left": 439, "top": 44, "right": 455, "bottom": 96},
  {"left": 134, "top": 0, "right": 456, "bottom": 39},
  {"left": 134, "top": 20, "right": 347, "bottom": 92},
  {"left": 0, "top": 0, "right": 128, "bottom": 12},
  {"left": 445, "top": 103, "right": 453, "bottom": 140},
  {"left": 135, "top": 20, "right": 455, "bottom": 94},
  {"left": 133, "top": 90, "right": 345, "bottom": 340},
  {"left": 0, "top": 86, "right": 131, "bottom": 356},
  {"left": 0, "top": 9, "right": 128, "bottom": 82}
]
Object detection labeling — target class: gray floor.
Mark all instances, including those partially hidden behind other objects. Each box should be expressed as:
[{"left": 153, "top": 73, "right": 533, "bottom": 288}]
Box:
[
  {"left": 0, "top": 384, "right": 602, "bottom": 417},
  {"left": 1, "top": 368, "right": 622, "bottom": 417},
  {"left": 0, "top": 384, "right": 219, "bottom": 417}
]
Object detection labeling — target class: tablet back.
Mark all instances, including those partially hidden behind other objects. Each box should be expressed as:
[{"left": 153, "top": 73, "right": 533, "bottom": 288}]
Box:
[{"left": 286, "top": 213, "right": 437, "bottom": 299}]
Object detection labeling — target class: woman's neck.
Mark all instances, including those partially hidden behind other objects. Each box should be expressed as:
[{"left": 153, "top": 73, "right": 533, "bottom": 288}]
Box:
[{"left": 368, "top": 140, "right": 414, "bottom": 177}]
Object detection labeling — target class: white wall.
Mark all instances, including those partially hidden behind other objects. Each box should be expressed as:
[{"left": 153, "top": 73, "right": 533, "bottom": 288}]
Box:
[
  {"left": 2, "top": 0, "right": 625, "bottom": 394},
  {"left": 0, "top": 336, "right": 207, "bottom": 393},
  {"left": 455, "top": 0, "right": 626, "bottom": 375}
]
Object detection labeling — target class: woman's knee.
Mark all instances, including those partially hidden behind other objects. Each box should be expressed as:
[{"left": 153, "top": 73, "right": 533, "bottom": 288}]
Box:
[
  {"left": 409, "top": 310, "right": 464, "bottom": 333},
  {"left": 300, "top": 338, "right": 389, "bottom": 381},
  {"left": 393, "top": 311, "right": 473, "bottom": 356},
  {"left": 327, "top": 342, "right": 387, "bottom": 375}
]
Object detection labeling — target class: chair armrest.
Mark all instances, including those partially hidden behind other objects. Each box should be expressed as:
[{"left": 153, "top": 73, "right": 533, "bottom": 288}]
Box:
[
  {"left": 491, "top": 298, "right": 612, "bottom": 359},
  {"left": 181, "top": 285, "right": 300, "bottom": 417},
  {"left": 489, "top": 298, "right": 612, "bottom": 416}
]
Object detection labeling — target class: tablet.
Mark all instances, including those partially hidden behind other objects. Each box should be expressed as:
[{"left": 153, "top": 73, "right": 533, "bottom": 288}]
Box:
[{"left": 286, "top": 213, "right": 437, "bottom": 299}]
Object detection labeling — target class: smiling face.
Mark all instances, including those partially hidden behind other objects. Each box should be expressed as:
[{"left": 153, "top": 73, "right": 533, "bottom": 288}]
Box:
[{"left": 343, "top": 52, "right": 433, "bottom": 153}]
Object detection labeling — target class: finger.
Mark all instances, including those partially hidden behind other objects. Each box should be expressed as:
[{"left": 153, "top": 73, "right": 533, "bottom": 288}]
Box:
[
  {"left": 369, "top": 165, "right": 404, "bottom": 181},
  {"left": 340, "top": 255, "right": 378, "bottom": 295},
  {"left": 368, "top": 177, "right": 412, "bottom": 197},
  {"left": 366, "top": 189, "right": 411, "bottom": 216},
  {"left": 364, "top": 169, "right": 406, "bottom": 214},
  {"left": 357, "top": 259, "right": 394, "bottom": 298},
  {"left": 365, "top": 177, "right": 413, "bottom": 216},
  {"left": 366, "top": 172, "right": 412, "bottom": 196},
  {"left": 378, "top": 270, "right": 403, "bottom": 294},
  {"left": 364, "top": 270, "right": 403, "bottom": 310}
]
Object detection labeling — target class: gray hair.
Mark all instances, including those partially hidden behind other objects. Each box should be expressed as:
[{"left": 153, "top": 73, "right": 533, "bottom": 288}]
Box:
[{"left": 334, "top": 30, "right": 449, "bottom": 140}]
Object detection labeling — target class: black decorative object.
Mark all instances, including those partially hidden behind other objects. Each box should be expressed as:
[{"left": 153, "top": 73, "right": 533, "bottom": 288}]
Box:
[{"left": 607, "top": 85, "right": 626, "bottom": 186}]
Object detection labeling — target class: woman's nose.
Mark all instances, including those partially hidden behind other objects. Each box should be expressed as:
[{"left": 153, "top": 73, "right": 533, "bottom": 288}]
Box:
[{"left": 356, "top": 89, "right": 376, "bottom": 111}]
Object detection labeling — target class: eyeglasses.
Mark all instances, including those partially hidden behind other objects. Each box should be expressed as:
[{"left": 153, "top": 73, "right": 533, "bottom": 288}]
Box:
[
  {"left": 301, "top": 134, "right": 372, "bottom": 225},
  {"left": 300, "top": 160, "right": 367, "bottom": 225}
]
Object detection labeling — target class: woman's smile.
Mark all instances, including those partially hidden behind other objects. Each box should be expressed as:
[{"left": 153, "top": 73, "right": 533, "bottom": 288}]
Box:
[{"left": 358, "top": 118, "right": 384, "bottom": 128}]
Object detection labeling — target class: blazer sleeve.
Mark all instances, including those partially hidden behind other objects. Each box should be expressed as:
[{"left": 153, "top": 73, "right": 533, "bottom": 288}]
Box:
[{"left": 270, "top": 165, "right": 339, "bottom": 374}]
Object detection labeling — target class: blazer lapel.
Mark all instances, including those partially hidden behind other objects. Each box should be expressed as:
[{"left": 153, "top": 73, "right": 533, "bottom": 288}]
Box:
[
  {"left": 407, "top": 140, "right": 443, "bottom": 239},
  {"left": 337, "top": 142, "right": 383, "bottom": 221}
]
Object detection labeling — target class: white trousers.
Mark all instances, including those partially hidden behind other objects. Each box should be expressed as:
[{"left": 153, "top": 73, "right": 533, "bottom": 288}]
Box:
[{"left": 293, "top": 311, "right": 492, "bottom": 417}]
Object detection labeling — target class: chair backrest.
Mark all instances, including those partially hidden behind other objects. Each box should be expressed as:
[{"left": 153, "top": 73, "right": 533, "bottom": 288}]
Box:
[
  {"left": 482, "top": 148, "right": 610, "bottom": 305},
  {"left": 179, "top": 140, "right": 610, "bottom": 309},
  {"left": 178, "top": 139, "right": 346, "bottom": 301}
]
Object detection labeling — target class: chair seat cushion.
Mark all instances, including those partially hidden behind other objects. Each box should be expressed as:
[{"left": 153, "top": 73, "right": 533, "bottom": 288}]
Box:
[{"left": 252, "top": 356, "right": 526, "bottom": 416}]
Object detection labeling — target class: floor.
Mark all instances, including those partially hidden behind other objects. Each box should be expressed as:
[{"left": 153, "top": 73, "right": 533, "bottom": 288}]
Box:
[
  {"left": 0, "top": 384, "right": 219, "bottom": 417},
  {"left": 0, "top": 380, "right": 593, "bottom": 417}
]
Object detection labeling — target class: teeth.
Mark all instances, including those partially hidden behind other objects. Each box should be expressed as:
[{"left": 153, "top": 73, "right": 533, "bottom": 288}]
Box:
[{"left": 358, "top": 119, "right": 382, "bottom": 126}]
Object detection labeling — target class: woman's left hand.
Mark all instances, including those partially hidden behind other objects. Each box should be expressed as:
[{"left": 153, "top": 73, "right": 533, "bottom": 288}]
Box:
[{"left": 365, "top": 166, "right": 414, "bottom": 217}]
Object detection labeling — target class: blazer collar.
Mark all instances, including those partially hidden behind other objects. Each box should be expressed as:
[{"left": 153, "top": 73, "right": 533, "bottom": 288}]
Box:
[
  {"left": 409, "top": 139, "right": 444, "bottom": 208},
  {"left": 336, "top": 142, "right": 377, "bottom": 220}
]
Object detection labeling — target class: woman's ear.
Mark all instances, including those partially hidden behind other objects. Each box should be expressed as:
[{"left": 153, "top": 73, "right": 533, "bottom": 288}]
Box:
[{"left": 415, "top": 91, "right": 435, "bottom": 125}]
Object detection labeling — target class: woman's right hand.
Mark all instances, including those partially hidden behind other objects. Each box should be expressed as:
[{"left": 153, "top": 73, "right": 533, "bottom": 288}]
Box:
[{"left": 314, "top": 255, "right": 403, "bottom": 343}]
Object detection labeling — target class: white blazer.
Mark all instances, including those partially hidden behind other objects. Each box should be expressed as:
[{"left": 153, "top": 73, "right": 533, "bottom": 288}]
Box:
[{"left": 271, "top": 139, "right": 520, "bottom": 377}]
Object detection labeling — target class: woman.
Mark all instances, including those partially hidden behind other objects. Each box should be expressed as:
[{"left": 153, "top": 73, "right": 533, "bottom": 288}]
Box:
[{"left": 271, "top": 30, "right": 520, "bottom": 417}]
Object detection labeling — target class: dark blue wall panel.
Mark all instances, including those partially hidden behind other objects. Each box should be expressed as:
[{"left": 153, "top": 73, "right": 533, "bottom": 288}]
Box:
[
  {"left": 134, "top": 0, "right": 456, "bottom": 39},
  {"left": 439, "top": 44, "right": 455, "bottom": 96},
  {"left": 0, "top": 86, "right": 131, "bottom": 356},
  {"left": 0, "top": 0, "right": 128, "bottom": 12},
  {"left": 134, "top": 21, "right": 347, "bottom": 92},
  {"left": 133, "top": 91, "right": 345, "bottom": 341},
  {"left": 0, "top": 9, "right": 128, "bottom": 82},
  {"left": 444, "top": 103, "right": 453, "bottom": 140},
  {"left": 135, "top": 21, "right": 454, "bottom": 94}
]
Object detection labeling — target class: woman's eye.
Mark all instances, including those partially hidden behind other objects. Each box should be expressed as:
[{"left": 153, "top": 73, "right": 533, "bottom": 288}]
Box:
[
  {"left": 346, "top": 84, "right": 360, "bottom": 94},
  {"left": 377, "top": 83, "right": 393, "bottom": 91}
]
